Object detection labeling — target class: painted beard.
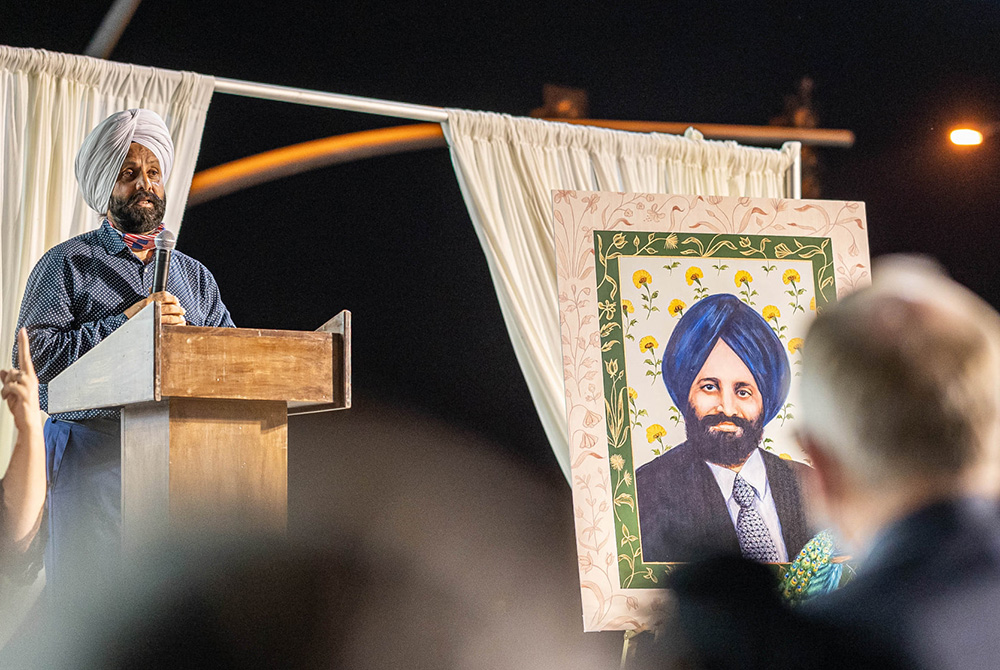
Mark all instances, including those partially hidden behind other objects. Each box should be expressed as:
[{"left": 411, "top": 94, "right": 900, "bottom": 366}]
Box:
[
  {"left": 686, "top": 411, "right": 764, "bottom": 467},
  {"left": 108, "top": 190, "right": 166, "bottom": 234}
]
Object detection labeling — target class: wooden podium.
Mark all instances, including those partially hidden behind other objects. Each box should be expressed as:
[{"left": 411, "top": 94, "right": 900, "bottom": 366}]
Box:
[{"left": 47, "top": 302, "right": 350, "bottom": 550}]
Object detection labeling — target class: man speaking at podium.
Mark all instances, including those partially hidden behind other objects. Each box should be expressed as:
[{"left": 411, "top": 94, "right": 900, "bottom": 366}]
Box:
[{"left": 12, "top": 109, "right": 234, "bottom": 592}]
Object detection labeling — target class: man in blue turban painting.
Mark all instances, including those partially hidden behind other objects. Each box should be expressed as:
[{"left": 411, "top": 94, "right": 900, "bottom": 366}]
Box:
[{"left": 635, "top": 293, "right": 811, "bottom": 563}]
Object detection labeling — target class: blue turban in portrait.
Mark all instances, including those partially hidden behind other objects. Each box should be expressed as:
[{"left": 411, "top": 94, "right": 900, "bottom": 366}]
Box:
[{"left": 661, "top": 293, "right": 791, "bottom": 426}]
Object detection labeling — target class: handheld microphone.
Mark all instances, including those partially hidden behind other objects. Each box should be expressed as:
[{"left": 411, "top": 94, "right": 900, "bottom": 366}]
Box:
[{"left": 152, "top": 229, "right": 176, "bottom": 294}]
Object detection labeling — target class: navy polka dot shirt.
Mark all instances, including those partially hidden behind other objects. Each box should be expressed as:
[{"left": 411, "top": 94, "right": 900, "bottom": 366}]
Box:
[{"left": 13, "top": 219, "right": 234, "bottom": 420}]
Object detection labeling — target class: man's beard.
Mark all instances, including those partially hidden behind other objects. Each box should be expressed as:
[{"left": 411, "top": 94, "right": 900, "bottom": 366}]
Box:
[
  {"left": 686, "top": 412, "right": 764, "bottom": 467},
  {"left": 108, "top": 190, "right": 166, "bottom": 234}
]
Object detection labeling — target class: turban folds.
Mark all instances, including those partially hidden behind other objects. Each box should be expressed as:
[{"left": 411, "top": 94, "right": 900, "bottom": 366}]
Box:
[
  {"left": 661, "top": 293, "right": 791, "bottom": 426},
  {"left": 75, "top": 109, "right": 174, "bottom": 214}
]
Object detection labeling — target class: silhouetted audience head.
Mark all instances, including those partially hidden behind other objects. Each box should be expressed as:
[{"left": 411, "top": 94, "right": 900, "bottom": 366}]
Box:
[
  {"left": 799, "top": 256, "right": 1000, "bottom": 548},
  {"left": 631, "top": 556, "right": 903, "bottom": 670},
  {"left": 8, "top": 532, "right": 464, "bottom": 670}
]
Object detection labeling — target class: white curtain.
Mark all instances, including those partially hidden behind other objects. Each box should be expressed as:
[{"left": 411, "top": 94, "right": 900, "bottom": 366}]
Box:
[
  {"left": 442, "top": 110, "right": 797, "bottom": 481},
  {"left": 0, "top": 45, "right": 214, "bottom": 470}
]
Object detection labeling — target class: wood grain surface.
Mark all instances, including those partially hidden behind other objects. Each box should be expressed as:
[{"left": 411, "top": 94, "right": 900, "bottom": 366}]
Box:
[{"left": 160, "top": 326, "right": 334, "bottom": 402}]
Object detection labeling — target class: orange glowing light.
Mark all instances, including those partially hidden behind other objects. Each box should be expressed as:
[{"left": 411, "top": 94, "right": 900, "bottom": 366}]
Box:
[{"left": 951, "top": 128, "right": 984, "bottom": 146}]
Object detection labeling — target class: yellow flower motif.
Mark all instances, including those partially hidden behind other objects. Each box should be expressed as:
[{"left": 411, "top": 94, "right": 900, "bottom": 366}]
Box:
[
  {"left": 632, "top": 269, "right": 652, "bottom": 288},
  {"left": 809, "top": 296, "right": 816, "bottom": 311},
  {"left": 783, "top": 268, "right": 801, "bottom": 285},
  {"left": 610, "top": 454, "right": 625, "bottom": 471},
  {"left": 668, "top": 299, "right": 686, "bottom": 317},
  {"left": 685, "top": 266, "right": 704, "bottom": 286},
  {"left": 762, "top": 305, "right": 781, "bottom": 321},
  {"left": 646, "top": 424, "right": 667, "bottom": 443},
  {"left": 623, "top": 471, "right": 633, "bottom": 486},
  {"left": 639, "top": 335, "right": 658, "bottom": 353},
  {"left": 621, "top": 299, "right": 635, "bottom": 314},
  {"left": 779, "top": 453, "right": 792, "bottom": 460},
  {"left": 627, "top": 386, "right": 638, "bottom": 400},
  {"left": 788, "top": 337, "right": 804, "bottom": 354},
  {"left": 734, "top": 270, "right": 753, "bottom": 287}
]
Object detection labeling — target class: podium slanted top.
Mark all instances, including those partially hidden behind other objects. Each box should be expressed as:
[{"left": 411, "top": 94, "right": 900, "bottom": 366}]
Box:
[{"left": 47, "top": 302, "right": 350, "bottom": 414}]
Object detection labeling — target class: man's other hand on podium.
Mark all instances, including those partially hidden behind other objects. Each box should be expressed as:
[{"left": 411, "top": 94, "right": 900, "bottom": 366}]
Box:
[{"left": 124, "top": 291, "right": 187, "bottom": 325}]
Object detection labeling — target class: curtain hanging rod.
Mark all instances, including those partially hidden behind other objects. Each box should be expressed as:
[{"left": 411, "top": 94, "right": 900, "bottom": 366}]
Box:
[
  {"left": 213, "top": 77, "right": 449, "bottom": 123},
  {"left": 211, "top": 77, "right": 845, "bottom": 148}
]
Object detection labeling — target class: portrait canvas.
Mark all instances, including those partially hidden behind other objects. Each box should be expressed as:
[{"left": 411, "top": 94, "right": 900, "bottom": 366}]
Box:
[{"left": 554, "top": 191, "right": 870, "bottom": 631}]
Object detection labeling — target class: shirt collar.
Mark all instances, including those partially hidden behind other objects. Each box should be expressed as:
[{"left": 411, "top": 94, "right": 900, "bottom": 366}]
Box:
[
  {"left": 739, "top": 448, "right": 768, "bottom": 496},
  {"left": 97, "top": 218, "right": 129, "bottom": 255},
  {"left": 706, "top": 447, "right": 768, "bottom": 500}
]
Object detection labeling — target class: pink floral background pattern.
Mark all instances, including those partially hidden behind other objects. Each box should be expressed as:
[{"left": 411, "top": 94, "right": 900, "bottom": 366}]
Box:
[{"left": 555, "top": 192, "right": 870, "bottom": 632}]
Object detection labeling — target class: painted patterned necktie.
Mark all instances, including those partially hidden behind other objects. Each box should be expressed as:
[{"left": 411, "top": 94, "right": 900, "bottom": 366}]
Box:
[{"left": 732, "top": 474, "right": 779, "bottom": 562}]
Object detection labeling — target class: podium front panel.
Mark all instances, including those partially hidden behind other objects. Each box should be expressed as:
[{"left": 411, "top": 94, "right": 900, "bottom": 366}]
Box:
[
  {"left": 121, "top": 398, "right": 287, "bottom": 551},
  {"left": 159, "top": 326, "right": 334, "bottom": 403}
]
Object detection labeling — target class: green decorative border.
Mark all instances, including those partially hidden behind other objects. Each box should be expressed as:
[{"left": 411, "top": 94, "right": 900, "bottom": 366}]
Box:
[{"left": 594, "top": 231, "right": 836, "bottom": 588}]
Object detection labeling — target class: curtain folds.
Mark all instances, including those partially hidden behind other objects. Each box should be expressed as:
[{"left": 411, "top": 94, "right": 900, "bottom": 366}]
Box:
[
  {"left": 0, "top": 45, "right": 214, "bottom": 468},
  {"left": 443, "top": 110, "right": 797, "bottom": 480}
]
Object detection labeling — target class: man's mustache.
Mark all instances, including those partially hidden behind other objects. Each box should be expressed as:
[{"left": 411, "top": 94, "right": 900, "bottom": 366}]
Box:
[
  {"left": 126, "top": 190, "right": 163, "bottom": 207},
  {"left": 700, "top": 413, "right": 755, "bottom": 431}
]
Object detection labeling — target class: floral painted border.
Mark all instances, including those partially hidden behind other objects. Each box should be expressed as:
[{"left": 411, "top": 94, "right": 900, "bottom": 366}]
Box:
[
  {"left": 555, "top": 192, "right": 870, "bottom": 632},
  {"left": 596, "top": 231, "right": 834, "bottom": 588}
]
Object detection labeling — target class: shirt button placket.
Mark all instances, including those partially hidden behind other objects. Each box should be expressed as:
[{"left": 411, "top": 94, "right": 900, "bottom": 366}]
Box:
[{"left": 141, "top": 261, "right": 154, "bottom": 294}]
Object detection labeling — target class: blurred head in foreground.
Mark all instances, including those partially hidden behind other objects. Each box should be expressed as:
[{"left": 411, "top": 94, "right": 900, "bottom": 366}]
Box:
[
  {"left": 798, "top": 256, "right": 1000, "bottom": 551},
  {"left": 9, "top": 532, "right": 464, "bottom": 670}
]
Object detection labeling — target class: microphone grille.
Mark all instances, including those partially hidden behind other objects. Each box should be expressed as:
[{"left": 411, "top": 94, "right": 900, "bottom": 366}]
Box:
[{"left": 155, "top": 229, "right": 177, "bottom": 251}]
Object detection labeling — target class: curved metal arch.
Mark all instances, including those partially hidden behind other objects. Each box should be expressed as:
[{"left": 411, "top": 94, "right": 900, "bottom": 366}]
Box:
[{"left": 188, "top": 124, "right": 444, "bottom": 206}]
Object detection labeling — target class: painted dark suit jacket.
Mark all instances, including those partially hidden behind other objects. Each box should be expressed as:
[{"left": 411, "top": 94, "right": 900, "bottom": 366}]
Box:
[{"left": 635, "top": 442, "right": 811, "bottom": 563}]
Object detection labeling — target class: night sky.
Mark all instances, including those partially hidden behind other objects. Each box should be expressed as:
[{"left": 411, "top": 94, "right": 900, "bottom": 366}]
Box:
[{"left": 5, "top": 0, "right": 1000, "bottom": 533}]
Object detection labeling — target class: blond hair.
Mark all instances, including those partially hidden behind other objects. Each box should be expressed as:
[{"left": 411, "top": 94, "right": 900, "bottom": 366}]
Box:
[{"left": 800, "top": 256, "right": 1000, "bottom": 487}]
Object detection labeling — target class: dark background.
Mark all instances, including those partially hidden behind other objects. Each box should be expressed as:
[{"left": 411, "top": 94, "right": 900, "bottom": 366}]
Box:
[
  {"left": 6, "top": 1, "right": 1000, "bottom": 477},
  {"left": 5, "top": 0, "right": 1000, "bottom": 660}
]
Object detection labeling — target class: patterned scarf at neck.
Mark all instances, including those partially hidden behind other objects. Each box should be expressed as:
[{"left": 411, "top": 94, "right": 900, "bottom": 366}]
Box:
[{"left": 106, "top": 219, "right": 166, "bottom": 251}]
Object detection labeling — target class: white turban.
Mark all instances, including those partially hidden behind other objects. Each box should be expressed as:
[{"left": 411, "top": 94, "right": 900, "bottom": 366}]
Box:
[{"left": 74, "top": 109, "right": 174, "bottom": 214}]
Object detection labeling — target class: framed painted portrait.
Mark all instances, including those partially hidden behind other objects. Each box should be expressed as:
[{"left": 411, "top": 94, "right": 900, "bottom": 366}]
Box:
[{"left": 554, "top": 192, "right": 870, "bottom": 631}]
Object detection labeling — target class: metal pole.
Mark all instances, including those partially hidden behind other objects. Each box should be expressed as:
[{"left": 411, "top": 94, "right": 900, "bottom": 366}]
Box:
[
  {"left": 565, "top": 120, "right": 853, "bottom": 148},
  {"left": 212, "top": 78, "right": 854, "bottom": 149},
  {"left": 213, "top": 77, "right": 449, "bottom": 123},
  {"left": 782, "top": 141, "right": 803, "bottom": 199},
  {"left": 84, "top": 0, "right": 143, "bottom": 59}
]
